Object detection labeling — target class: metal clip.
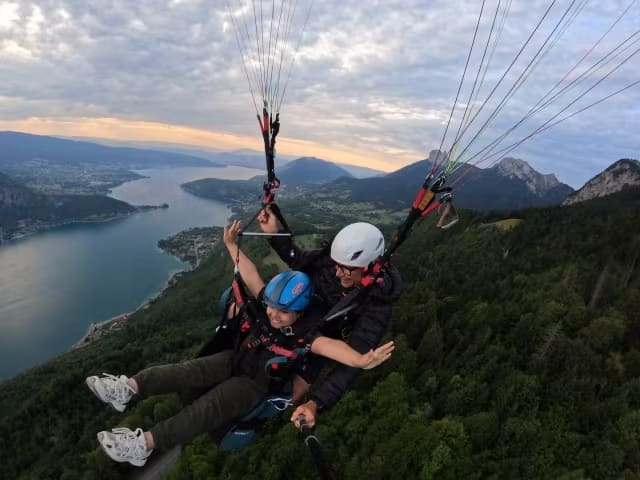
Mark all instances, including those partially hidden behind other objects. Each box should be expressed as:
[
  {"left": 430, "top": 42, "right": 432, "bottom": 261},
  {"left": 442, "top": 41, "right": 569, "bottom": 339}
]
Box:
[
  {"left": 280, "top": 326, "right": 295, "bottom": 336},
  {"left": 436, "top": 194, "right": 459, "bottom": 229}
]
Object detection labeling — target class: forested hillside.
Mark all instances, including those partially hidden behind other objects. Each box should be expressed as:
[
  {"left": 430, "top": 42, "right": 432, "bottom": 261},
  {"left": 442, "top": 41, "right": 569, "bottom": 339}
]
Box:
[
  {"left": 1, "top": 188, "right": 639, "bottom": 479},
  {"left": 0, "top": 181, "right": 137, "bottom": 241}
]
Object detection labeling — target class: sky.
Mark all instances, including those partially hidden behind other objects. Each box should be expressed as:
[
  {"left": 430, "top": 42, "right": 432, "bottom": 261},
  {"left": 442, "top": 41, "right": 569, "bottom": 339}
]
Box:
[{"left": 0, "top": 0, "right": 638, "bottom": 188}]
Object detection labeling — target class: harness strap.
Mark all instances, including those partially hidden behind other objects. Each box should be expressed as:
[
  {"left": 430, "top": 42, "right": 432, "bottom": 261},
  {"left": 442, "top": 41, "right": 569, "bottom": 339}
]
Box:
[
  {"left": 266, "top": 202, "right": 292, "bottom": 235},
  {"left": 268, "top": 344, "right": 300, "bottom": 359}
]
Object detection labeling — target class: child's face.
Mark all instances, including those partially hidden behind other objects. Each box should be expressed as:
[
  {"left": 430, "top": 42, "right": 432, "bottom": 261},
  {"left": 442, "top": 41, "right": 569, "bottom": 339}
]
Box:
[{"left": 266, "top": 306, "right": 301, "bottom": 329}]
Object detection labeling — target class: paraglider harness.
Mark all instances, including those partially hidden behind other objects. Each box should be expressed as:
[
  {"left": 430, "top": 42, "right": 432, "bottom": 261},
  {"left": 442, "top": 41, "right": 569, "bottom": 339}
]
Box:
[
  {"left": 201, "top": 270, "right": 316, "bottom": 451},
  {"left": 196, "top": 104, "right": 305, "bottom": 451},
  {"left": 230, "top": 276, "right": 314, "bottom": 384}
]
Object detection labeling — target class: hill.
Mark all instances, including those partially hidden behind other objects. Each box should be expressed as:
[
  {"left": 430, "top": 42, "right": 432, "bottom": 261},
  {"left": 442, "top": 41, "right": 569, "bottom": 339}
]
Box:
[
  {"left": 0, "top": 131, "right": 218, "bottom": 170},
  {"left": 0, "top": 171, "right": 139, "bottom": 241},
  {"left": 0, "top": 131, "right": 224, "bottom": 196},
  {"left": 278, "top": 156, "right": 353, "bottom": 184},
  {"left": 564, "top": 158, "right": 640, "bottom": 205},
  {"left": 182, "top": 177, "right": 262, "bottom": 205},
  {"left": 117, "top": 142, "right": 383, "bottom": 178},
  {"left": 335, "top": 163, "right": 384, "bottom": 178},
  {"left": 180, "top": 156, "right": 354, "bottom": 204},
  {"left": 1, "top": 186, "right": 639, "bottom": 478}
]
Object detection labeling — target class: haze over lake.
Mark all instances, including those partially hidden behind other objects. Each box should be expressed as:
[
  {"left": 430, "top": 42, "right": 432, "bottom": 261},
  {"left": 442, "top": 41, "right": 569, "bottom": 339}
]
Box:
[{"left": 0, "top": 165, "right": 262, "bottom": 382}]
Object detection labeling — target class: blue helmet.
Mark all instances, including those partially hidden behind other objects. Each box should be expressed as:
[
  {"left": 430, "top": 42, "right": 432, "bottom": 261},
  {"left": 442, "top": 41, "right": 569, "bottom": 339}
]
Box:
[{"left": 264, "top": 271, "right": 313, "bottom": 312}]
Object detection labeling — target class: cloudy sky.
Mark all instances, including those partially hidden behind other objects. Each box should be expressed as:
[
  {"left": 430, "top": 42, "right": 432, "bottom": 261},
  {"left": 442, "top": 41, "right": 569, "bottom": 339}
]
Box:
[{"left": 0, "top": 0, "right": 638, "bottom": 187}]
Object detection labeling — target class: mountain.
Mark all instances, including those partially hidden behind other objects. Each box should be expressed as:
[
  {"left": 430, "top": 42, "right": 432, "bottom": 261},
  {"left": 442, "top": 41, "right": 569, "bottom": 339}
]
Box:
[
  {"left": 182, "top": 150, "right": 573, "bottom": 212},
  {"left": 314, "top": 151, "right": 573, "bottom": 211},
  {"left": 62, "top": 137, "right": 386, "bottom": 178},
  {"left": 335, "top": 163, "right": 384, "bottom": 179},
  {"left": 495, "top": 157, "right": 565, "bottom": 196},
  {"left": 563, "top": 158, "right": 640, "bottom": 205},
  {"left": 69, "top": 139, "right": 290, "bottom": 170},
  {"left": 165, "top": 148, "right": 281, "bottom": 170},
  {"left": 454, "top": 157, "right": 573, "bottom": 210},
  {"left": 181, "top": 156, "right": 355, "bottom": 202},
  {"left": 278, "top": 157, "right": 353, "bottom": 184},
  {"left": 0, "top": 131, "right": 218, "bottom": 170}
]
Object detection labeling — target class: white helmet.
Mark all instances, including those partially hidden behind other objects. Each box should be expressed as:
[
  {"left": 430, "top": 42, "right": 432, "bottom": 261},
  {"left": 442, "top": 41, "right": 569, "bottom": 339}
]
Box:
[{"left": 330, "top": 222, "right": 385, "bottom": 267}]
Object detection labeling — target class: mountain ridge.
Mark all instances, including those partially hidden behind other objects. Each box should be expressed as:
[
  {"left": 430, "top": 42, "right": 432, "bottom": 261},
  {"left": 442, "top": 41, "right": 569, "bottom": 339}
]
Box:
[
  {"left": 0, "top": 131, "right": 219, "bottom": 169},
  {"left": 563, "top": 158, "right": 640, "bottom": 205},
  {"left": 57, "top": 138, "right": 385, "bottom": 178},
  {"left": 182, "top": 152, "right": 575, "bottom": 211},
  {"left": 312, "top": 151, "right": 574, "bottom": 211}
]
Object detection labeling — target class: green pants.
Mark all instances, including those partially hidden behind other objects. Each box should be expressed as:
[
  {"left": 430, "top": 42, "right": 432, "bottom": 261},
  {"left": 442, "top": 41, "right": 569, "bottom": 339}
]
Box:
[{"left": 133, "top": 350, "right": 269, "bottom": 451}]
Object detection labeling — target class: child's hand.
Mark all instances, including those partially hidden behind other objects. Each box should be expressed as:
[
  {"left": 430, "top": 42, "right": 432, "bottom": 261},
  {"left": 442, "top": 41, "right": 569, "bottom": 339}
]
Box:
[
  {"left": 223, "top": 220, "right": 242, "bottom": 247},
  {"left": 258, "top": 206, "right": 279, "bottom": 233}
]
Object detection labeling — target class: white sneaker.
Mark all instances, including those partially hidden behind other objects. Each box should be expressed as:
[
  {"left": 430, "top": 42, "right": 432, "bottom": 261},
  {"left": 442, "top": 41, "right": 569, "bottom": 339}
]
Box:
[
  {"left": 97, "top": 427, "right": 152, "bottom": 467},
  {"left": 86, "top": 373, "right": 134, "bottom": 412}
]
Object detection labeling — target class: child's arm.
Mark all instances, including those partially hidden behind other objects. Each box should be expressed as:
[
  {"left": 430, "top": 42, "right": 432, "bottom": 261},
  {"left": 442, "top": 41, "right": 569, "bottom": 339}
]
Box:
[
  {"left": 223, "top": 220, "right": 265, "bottom": 297},
  {"left": 310, "top": 337, "right": 394, "bottom": 370}
]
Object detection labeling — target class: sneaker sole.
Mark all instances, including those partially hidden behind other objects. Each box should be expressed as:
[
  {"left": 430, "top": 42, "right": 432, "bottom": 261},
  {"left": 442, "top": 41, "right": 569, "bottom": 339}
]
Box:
[
  {"left": 85, "top": 377, "right": 126, "bottom": 413},
  {"left": 97, "top": 432, "right": 147, "bottom": 467}
]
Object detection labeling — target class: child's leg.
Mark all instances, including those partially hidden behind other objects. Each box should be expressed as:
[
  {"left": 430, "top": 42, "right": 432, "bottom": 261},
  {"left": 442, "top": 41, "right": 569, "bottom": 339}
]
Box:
[
  {"left": 149, "top": 375, "right": 268, "bottom": 451},
  {"left": 133, "top": 350, "right": 235, "bottom": 398}
]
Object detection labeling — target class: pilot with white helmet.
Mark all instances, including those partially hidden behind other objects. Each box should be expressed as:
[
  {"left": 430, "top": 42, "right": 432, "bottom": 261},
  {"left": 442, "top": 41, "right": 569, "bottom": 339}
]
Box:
[{"left": 258, "top": 209, "right": 402, "bottom": 428}]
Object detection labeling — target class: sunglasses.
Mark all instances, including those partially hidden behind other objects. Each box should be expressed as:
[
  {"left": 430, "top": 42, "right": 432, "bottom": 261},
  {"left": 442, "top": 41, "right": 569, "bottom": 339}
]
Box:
[{"left": 333, "top": 262, "right": 361, "bottom": 276}]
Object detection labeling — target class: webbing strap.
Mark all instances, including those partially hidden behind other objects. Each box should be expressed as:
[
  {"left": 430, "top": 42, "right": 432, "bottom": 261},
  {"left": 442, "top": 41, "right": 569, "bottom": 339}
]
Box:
[
  {"left": 267, "top": 202, "right": 292, "bottom": 234},
  {"left": 259, "top": 105, "right": 280, "bottom": 189},
  {"left": 268, "top": 344, "right": 300, "bottom": 359}
]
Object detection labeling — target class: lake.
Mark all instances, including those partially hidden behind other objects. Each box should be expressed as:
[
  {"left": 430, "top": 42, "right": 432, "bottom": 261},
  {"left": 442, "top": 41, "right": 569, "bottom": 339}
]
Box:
[{"left": 0, "top": 165, "right": 262, "bottom": 382}]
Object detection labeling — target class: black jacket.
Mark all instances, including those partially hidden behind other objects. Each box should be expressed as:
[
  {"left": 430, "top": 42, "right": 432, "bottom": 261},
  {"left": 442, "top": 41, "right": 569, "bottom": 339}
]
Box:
[{"left": 269, "top": 235, "right": 402, "bottom": 409}]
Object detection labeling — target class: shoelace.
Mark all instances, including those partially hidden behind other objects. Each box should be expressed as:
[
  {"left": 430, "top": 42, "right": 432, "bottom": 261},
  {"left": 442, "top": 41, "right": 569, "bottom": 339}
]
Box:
[
  {"left": 101, "top": 373, "right": 133, "bottom": 403},
  {"left": 268, "top": 397, "right": 294, "bottom": 411},
  {"left": 111, "top": 428, "right": 149, "bottom": 460}
]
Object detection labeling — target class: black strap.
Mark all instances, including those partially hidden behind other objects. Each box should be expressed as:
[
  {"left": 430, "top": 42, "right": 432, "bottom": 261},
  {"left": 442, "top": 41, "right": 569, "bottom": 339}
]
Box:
[{"left": 267, "top": 202, "right": 292, "bottom": 235}]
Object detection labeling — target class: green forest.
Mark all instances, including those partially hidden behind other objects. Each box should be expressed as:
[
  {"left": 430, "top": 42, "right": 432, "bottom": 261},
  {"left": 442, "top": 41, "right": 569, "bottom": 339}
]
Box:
[
  {"left": 1, "top": 187, "right": 639, "bottom": 479},
  {"left": 0, "top": 190, "right": 136, "bottom": 239}
]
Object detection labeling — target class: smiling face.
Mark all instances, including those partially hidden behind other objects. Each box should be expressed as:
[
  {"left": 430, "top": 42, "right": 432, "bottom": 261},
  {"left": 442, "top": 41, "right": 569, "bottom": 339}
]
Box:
[
  {"left": 266, "top": 306, "right": 301, "bottom": 329},
  {"left": 334, "top": 262, "right": 364, "bottom": 289}
]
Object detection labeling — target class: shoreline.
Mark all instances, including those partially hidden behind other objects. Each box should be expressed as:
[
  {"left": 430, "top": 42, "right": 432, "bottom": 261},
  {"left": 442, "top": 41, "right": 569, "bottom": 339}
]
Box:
[
  {"left": 70, "top": 268, "right": 187, "bottom": 350},
  {"left": 1, "top": 212, "right": 132, "bottom": 244},
  {"left": 2, "top": 204, "right": 168, "bottom": 245}
]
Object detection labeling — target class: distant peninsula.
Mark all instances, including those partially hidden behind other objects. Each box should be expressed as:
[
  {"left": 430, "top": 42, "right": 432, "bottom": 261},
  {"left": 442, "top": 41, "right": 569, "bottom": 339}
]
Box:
[{"left": 158, "top": 226, "right": 222, "bottom": 267}]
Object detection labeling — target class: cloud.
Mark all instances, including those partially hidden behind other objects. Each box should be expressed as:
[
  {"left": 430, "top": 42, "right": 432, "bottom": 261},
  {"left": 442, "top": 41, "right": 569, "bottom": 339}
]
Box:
[{"left": 0, "top": 0, "right": 638, "bottom": 187}]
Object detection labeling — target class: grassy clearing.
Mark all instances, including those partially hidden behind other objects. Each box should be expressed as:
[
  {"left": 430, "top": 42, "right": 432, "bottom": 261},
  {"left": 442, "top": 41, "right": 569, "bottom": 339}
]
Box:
[
  {"left": 262, "top": 251, "right": 289, "bottom": 268},
  {"left": 299, "top": 200, "right": 405, "bottom": 226},
  {"left": 295, "top": 233, "right": 324, "bottom": 249},
  {"left": 483, "top": 218, "right": 523, "bottom": 230},
  {"left": 261, "top": 234, "right": 323, "bottom": 268}
]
